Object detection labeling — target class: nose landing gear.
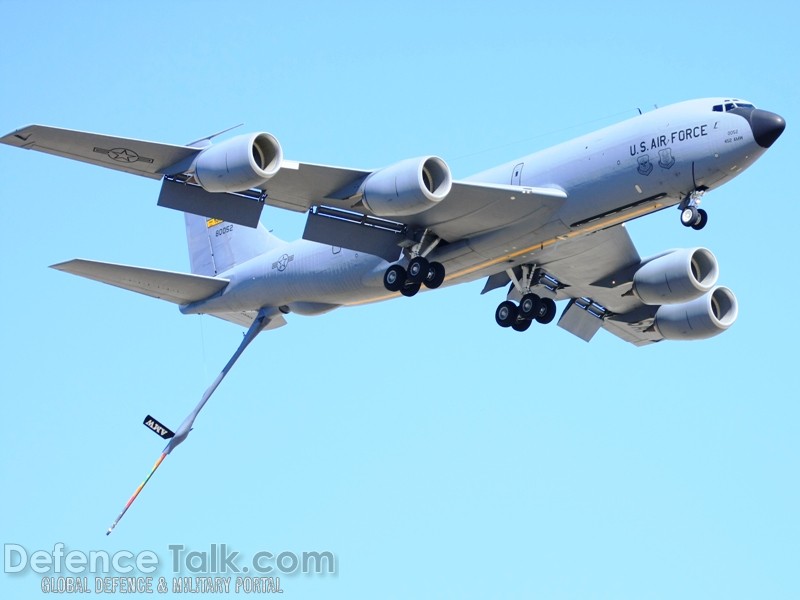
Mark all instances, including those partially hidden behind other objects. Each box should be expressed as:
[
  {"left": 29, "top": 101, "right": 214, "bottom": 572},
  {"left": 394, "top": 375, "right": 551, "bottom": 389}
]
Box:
[{"left": 679, "top": 190, "right": 708, "bottom": 230}]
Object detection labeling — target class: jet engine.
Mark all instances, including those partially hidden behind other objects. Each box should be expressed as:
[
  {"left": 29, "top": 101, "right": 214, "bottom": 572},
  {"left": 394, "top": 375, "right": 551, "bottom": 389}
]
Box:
[
  {"left": 654, "top": 286, "right": 738, "bottom": 341},
  {"left": 361, "top": 156, "right": 452, "bottom": 217},
  {"left": 193, "top": 132, "right": 283, "bottom": 193},
  {"left": 632, "top": 248, "right": 719, "bottom": 305}
]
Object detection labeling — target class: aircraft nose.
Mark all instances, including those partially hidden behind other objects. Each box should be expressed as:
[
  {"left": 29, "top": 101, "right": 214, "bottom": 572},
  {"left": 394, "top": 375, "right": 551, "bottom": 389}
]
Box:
[{"left": 750, "top": 109, "right": 785, "bottom": 148}]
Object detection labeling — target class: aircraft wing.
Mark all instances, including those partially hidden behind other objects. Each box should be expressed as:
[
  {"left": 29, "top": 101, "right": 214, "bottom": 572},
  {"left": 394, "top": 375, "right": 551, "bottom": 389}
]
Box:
[
  {"left": 159, "top": 161, "right": 567, "bottom": 247},
  {"left": 504, "top": 225, "right": 665, "bottom": 346},
  {"left": 1, "top": 125, "right": 566, "bottom": 248},
  {"left": 265, "top": 162, "right": 567, "bottom": 238},
  {"left": 0, "top": 125, "right": 199, "bottom": 179}
]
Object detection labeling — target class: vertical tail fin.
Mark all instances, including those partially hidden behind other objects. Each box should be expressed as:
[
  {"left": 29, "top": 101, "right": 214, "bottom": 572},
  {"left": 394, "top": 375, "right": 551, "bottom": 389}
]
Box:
[{"left": 185, "top": 214, "right": 285, "bottom": 276}]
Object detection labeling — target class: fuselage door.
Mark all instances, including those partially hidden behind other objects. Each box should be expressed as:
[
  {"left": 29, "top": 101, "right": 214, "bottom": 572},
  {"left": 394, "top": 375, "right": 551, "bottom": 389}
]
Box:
[{"left": 511, "top": 162, "right": 524, "bottom": 185}]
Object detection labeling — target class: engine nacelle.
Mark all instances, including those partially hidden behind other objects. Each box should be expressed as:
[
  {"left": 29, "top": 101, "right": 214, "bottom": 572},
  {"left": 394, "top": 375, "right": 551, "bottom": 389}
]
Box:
[
  {"left": 632, "top": 248, "right": 719, "bottom": 305},
  {"left": 361, "top": 156, "right": 452, "bottom": 218},
  {"left": 654, "top": 286, "right": 738, "bottom": 341},
  {"left": 194, "top": 132, "right": 283, "bottom": 193}
]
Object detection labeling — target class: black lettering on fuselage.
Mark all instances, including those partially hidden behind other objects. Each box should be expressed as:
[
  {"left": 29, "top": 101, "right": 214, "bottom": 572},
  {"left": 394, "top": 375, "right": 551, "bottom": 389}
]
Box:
[
  {"left": 631, "top": 124, "right": 708, "bottom": 156},
  {"left": 670, "top": 124, "right": 708, "bottom": 144}
]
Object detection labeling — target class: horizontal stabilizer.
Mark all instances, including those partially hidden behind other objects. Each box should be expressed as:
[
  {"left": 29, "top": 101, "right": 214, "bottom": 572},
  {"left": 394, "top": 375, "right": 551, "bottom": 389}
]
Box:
[
  {"left": 0, "top": 125, "right": 199, "bottom": 179},
  {"left": 51, "top": 259, "right": 229, "bottom": 304},
  {"left": 143, "top": 415, "right": 175, "bottom": 439}
]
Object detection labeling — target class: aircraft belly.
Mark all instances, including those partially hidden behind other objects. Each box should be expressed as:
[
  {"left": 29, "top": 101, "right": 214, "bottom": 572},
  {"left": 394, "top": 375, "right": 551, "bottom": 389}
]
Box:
[{"left": 187, "top": 244, "right": 388, "bottom": 315}]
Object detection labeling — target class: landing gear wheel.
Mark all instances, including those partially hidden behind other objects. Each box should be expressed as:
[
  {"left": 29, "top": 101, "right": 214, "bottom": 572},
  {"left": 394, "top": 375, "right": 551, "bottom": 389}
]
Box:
[
  {"left": 691, "top": 208, "right": 708, "bottom": 230},
  {"left": 383, "top": 265, "right": 407, "bottom": 292},
  {"left": 422, "top": 261, "right": 446, "bottom": 289},
  {"left": 681, "top": 206, "right": 698, "bottom": 227},
  {"left": 518, "top": 293, "right": 542, "bottom": 320},
  {"left": 400, "top": 282, "right": 422, "bottom": 297},
  {"left": 407, "top": 257, "right": 430, "bottom": 284},
  {"left": 535, "top": 298, "right": 557, "bottom": 324},
  {"left": 512, "top": 318, "right": 532, "bottom": 332},
  {"left": 495, "top": 301, "right": 519, "bottom": 328}
]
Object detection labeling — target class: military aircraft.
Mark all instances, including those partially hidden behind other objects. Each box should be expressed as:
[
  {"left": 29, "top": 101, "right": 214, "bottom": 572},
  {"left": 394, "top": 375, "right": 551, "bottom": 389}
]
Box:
[{"left": 1, "top": 97, "right": 785, "bottom": 532}]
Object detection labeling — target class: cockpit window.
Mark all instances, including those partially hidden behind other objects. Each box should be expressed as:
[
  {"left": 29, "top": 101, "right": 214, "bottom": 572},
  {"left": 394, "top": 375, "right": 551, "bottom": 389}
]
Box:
[{"left": 713, "top": 99, "right": 757, "bottom": 112}]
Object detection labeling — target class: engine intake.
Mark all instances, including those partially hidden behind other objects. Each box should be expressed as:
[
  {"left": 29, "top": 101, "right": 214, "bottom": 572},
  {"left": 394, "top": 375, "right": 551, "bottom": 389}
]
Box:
[
  {"left": 194, "top": 132, "right": 283, "bottom": 193},
  {"left": 361, "top": 156, "right": 452, "bottom": 218},
  {"left": 633, "top": 248, "right": 719, "bottom": 305},
  {"left": 654, "top": 286, "right": 738, "bottom": 341}
]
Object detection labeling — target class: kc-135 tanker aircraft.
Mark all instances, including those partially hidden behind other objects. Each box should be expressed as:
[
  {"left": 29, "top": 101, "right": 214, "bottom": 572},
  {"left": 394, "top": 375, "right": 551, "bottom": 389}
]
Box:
[{"left": 1, "top": 97, "right": 785, "bottom": 532}]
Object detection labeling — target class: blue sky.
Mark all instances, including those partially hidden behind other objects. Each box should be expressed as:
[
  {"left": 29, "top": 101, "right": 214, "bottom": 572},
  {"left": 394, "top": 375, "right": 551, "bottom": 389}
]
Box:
[{"left": 1, "top": 1, "right": 797, "bottom": 598}]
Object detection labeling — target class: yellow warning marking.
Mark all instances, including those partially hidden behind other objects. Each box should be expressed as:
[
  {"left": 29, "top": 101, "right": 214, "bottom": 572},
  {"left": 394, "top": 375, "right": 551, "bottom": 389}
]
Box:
[{"left": 206, "top": 218, "right": 224, "bottom": 228}]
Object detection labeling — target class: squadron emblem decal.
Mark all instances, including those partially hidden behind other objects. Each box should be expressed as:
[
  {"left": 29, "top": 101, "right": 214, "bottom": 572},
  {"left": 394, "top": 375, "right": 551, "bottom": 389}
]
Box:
[{"left": 636, "top": 154, "right": 653, "bottom": 176}]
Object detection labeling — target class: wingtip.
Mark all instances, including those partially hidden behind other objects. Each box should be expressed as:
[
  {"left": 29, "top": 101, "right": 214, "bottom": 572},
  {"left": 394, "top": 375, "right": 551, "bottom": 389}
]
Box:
[{"left": 0, "top": 125, "right": 38, "bottom": 146}]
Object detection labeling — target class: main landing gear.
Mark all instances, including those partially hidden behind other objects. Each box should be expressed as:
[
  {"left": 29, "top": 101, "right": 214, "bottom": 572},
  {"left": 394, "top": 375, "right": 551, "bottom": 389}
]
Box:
[
  {"left": 382, "top": 229, "right": 445, "bottom": 298},
  {"left": 679, "top": 190, "right": 708, "bottom": 230},
  {"left": 495, "top": 294, "right": 557, "bottom": 331},
  {"left": 383, "top": 257, "right": 446, "bottom": 297},
  {"left": 494, "top": 265, "right": 560, "bottom": 333}
]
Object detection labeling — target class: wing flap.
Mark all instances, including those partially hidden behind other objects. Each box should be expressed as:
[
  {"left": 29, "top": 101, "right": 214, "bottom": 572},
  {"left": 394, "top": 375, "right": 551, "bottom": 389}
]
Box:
[
  {"left": 51, "top": 259, "right": 229, "bottom": 304},
  {"left": 0, "top": 125, "right": 199, "bottom": 179}
]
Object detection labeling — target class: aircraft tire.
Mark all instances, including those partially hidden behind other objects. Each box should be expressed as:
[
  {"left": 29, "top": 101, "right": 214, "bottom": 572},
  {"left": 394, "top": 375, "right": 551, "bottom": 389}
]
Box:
[
  {"left": 407, "top": 257, "right": 430, "bottom": 284},
  {"left": 422, "top": 262, "right": 446, "bottom": 289},
  {"left": 691, "top": 208, "right": 708, "bottom": 230},
  {"left": 681, "top": 206, "right": 698, "bottom": 227},
  {"left": 535, "top": 298, "right": 557, "bottom": 324},
  {"left": 512, "top": 318, "right": 532, "bottom": 332},
  {"left": 384, "top": 265, "right": 407, "bottom": 292},
  {"left": 495, "top": 301, "right": 518, "bottom": 328},
  {"left": 518, "top": 293, "right": 541, "bottom": 319},
  {"left": 400, "top": 282, "right": 422, "bottom": 297}
]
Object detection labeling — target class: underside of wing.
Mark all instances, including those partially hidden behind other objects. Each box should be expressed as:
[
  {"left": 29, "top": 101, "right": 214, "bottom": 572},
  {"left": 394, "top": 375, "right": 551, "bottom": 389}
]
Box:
[
  {"left": 500, "top": 225, "right": 661, "bottom": 345},
  {"left": 1, "top": 125, "right": 199, "bottom": 178},
  {"left": 264, "top": 163, "right": 567, "bottom": 239},
  {"left": 270, "top": 163, "right": 568, "bottom": 258},
  {"left": 51, "top": 259, "right": 229, "bottom": 304},
  {"left": 509, "top": 225, "right": 736, "bottom": 346}
]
